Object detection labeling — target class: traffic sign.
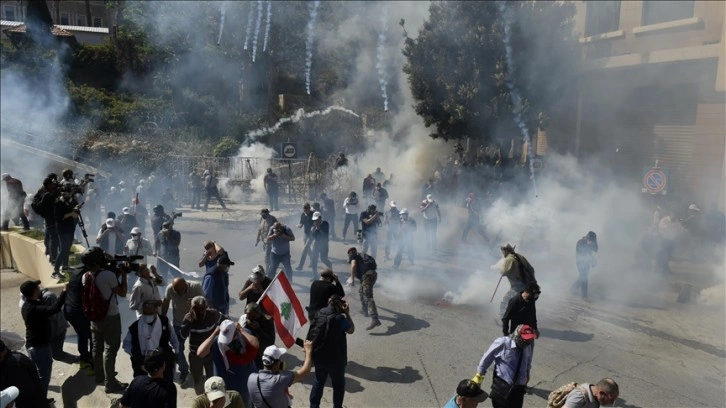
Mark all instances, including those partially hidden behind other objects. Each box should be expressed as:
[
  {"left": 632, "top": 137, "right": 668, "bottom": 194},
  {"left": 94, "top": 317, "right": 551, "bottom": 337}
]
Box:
[
  {"left": 642, "top": 167, "right": 668, "bottom": 195},
  {"left": 281, "top": 142, "right": 297, "bottom": 159}
]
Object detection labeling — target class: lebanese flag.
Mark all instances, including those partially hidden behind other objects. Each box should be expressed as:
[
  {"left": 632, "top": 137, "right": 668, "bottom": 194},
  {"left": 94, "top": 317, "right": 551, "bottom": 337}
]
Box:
[{"left": 259, "top": 271, "right": 308, "bottom": 347}]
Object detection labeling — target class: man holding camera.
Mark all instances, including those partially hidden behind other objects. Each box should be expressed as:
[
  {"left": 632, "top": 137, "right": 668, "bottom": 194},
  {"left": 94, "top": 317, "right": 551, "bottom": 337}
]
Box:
[
  {"left": 96, "top": 218, "right": 125, "bottom": 255},
  {"left": 267, "top": 222, "right": 295, "bottom": 280},
  {"left": 203, "top": 255, "right": 233, "bottom": 315},
  {"left": 151, "top": 204, "right": 172, "bottom": 238},
  {"left": 81, "top": 247, "right": 129, "bottom": 394},
  {"left": 360, "top": 204, "right": 382, "bottom": 258},
  {"left": 1, "top": 173, "right": 30, "bottom": 231},
  {"left": 53, "top": 186, "right": 81, "bottom": 279},
  {"left": 37, "top": 177, "right": 60, "bottom": 265},
  {"left": 154, "top": 221, "right": 182, "bottom": 280},
  {"left": 307, "top": 269, "right": 345, "bottom": 321},
  {"left": 310, "top": 212, "right": 333, "bottom": 275},
  {"left": 129, "top": 264, "right": 163, "bottom": 319},
  {"left": 239, "top": 266, "right": 272, "bottom": 307}
]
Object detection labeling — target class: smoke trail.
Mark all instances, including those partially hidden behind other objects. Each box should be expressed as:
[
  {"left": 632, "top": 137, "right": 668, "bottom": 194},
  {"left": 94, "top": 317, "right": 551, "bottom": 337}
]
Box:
[
  {"left": 216, "top": 2, "right": 226, "bottom": 46},
  {"left": 375, "top": 8, "right": 389, "bottom": 112},
  {"left": 246, "top": 105, "right": 360, "bottom": 140},
  {"left": 252, "top": 0, "right": 263, "bottom": 62},
  {"left": 263, "top": 1, "right": 272, "bottom": 52},
  {"left": 305, "top": 0, "right": 321, "bottom": 95},
  {"left": 243, "top": 2, "right": 255, "bottom": 51},
  {"left": 497, "top": 1, "right": 538, "bottom": 195}
]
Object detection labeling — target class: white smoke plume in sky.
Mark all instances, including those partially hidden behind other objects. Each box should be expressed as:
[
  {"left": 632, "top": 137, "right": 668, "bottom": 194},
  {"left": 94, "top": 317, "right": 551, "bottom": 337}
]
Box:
[
  {"left": 243, "top": 2, "right": 255, "bottom": 51},
  {"left": 252, "top": 0, "right": 263, "bottom": 62},
  {"left": 497, "top": 1, "right": 538, "bottom": 195},
  {"left": 262, "top": 1, "right": 272, "bottom": 52},
  {"left": 245, "top": 105, "right": 360, "bottom": 140},
  {"left": 375, "top": 8, "right": 389, "bottom": 112},
  {"left": 304, "top": 0, "right": 321, "bottom": 95},
  {"left": 216, "top": 1, "right": 226, "bottom": 46}
]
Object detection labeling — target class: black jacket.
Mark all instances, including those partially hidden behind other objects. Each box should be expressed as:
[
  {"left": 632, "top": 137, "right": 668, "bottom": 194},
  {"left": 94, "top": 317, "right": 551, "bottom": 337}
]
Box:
[
  {"left": 502, "top": 295, "right": 538, "bottom": 335},
  {"left": 307, "top": 279, "right": 345, "bottom": 320},
  {"left": 21, "top": 290, "right": 67, "bottom": 347},
  {"left": 0, "top": 350, "right": 51, "bottom": 408}
]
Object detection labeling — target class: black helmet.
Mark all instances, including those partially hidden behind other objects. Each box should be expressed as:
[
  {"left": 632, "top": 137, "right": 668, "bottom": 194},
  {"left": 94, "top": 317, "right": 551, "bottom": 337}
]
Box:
[
  {"left": 153, "top": 204, "right": 164, "bottom": 214},
  {"left": 81, "top": 247, "right": 106, "bottom": 267}
]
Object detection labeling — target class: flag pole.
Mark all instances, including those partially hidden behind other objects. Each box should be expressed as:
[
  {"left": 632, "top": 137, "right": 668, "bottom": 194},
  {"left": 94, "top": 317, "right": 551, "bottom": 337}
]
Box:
[{"left": 254, "top": 269, "right": 282, "bottom": 305}]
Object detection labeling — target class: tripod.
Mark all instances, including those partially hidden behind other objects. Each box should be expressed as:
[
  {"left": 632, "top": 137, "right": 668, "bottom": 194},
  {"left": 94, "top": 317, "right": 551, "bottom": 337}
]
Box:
[{"left": 75, "top": 203, "right": 91, "bottom": 248}]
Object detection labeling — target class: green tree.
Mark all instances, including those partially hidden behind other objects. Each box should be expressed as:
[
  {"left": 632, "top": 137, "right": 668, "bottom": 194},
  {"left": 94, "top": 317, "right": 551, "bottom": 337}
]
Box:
[{"left": 402, "top": 1, "right": 580, "bottom": 143}]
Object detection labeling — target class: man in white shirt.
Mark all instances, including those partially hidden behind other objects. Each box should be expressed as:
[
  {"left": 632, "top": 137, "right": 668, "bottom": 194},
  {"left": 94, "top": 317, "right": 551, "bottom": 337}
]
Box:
[
  {"left": 124, "top": 227, "right": 154, "bottom": 264},
  {"left": 129, "top": 264, "right": 163, "bottom": 318},
  {"left": 342, "top": 192, "right": 360, "bottom": 242}
]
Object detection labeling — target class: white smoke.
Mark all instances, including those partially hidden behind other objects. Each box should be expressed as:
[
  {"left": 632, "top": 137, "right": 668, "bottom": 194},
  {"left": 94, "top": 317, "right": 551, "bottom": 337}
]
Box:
[
  {"left": 375, "top": 8, "right": 389, "bottom": 112},
  {"left": 216, "top": 1, "right": 226, "bottom": 46},
  {"left": 497, "top": 1, "right": 537, "bottom": 195},
  {"left": 243, "top": 2, "right": 255, "bottom": 51},
  {"left": 262, "top": 1, "right": 272, "bottom": 52},
  {"left": 304, "top": 0, "right": 321, "bottom": 95},
  {"left": 252, "top": 0, "right": 263, "bottom": 62},
  {"left": 246, "top": 105, "right": 359, "bottom": 140}
]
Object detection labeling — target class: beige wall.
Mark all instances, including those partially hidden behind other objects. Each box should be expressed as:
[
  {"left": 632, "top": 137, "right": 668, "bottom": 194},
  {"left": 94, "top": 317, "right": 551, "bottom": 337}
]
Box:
[{"left": 691, "top": 104, "right": 726, "bottom": 209}]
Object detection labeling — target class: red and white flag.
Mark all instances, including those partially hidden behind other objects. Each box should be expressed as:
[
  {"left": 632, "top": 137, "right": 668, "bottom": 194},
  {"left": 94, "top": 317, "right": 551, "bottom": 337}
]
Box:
[{"left": 259, "top": 271, "right": 308, "bottom": 347}]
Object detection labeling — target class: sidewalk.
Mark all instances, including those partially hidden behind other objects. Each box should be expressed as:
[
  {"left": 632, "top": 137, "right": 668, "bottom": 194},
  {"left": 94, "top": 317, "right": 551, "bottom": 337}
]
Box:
[{"left": 172, "top": 200, "right": 301, "bottom": 224}]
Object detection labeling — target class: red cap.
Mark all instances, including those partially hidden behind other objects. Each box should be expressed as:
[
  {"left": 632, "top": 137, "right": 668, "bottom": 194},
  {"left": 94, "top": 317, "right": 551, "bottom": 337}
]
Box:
[{"left": 519, "top": 324, "right": 536, "bottom": 341}]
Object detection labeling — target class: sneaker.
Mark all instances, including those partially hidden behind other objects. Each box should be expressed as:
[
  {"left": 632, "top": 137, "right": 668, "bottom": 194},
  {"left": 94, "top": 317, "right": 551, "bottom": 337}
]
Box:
[
  {"left": 366, "top": 319, "right": 382, "bottom": 330},
  {"left": 178, "top": 372, "right": 188, "bottom": 384},
  {"left": 51, "top": 271, "right": 64, "bottom": 280},
  {"left": 104, "top": 380, "right": 128, "bottom": 394},
  {"left": 295, "top": 265, "right": 303, "bottom": 271}
]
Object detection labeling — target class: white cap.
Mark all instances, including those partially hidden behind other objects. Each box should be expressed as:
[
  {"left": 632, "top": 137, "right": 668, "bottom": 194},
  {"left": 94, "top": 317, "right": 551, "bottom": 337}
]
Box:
[
  {"left": 426, "top": 194, "right": 433, "bottom": 202},
  {"left": 105, "top": 218, "right": 115, "bottom": 228},
  {"left": 312, "top": 211, "right": 321, "bottom": 220},
  {"left": 390, "top": 200, "right": 397, "bottom": 207},
  {"left": 0, "top": 386, "right": 19, "bottom": 408},
  {"left": 0, "top": 173, "right": 9, "bottom": 181},
  {"left": 122, "top": 207, "right": 130, "bottom": 214},
  {"left": 218, "top": 319, "right": 237, "bottom": 345},
  {"left": 262, "top": 345, "right": 287, "bottom": 366},
  {"left": 688, "top": 204, "right": 700, "bottom": 211},
  {"left": 130, "top": 226, "right": 141, "bottom": 235},
  {"left": 204, "top": 376, "right": 230, "bottom": 407},
  {"left": 400, "top": 208, "right": 408, "bottom": 215},
  {"left": 118, "top": 181, "right": 125, "bottom": 186}
]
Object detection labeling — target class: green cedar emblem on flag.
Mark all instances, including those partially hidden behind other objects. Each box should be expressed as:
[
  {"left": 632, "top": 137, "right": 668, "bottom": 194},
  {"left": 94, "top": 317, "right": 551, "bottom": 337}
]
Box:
[{"left": 281, "top": 302, "right": 292, "bottom": 320}]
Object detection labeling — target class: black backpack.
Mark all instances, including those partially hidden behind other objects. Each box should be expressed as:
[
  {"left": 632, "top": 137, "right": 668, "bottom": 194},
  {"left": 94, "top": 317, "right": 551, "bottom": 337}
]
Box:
[
  {"left": 306, "top": 307, "right": 337, "bottom": 354},
  {"left": 31, "top": 188, "right": 49, "bottom": 217}
]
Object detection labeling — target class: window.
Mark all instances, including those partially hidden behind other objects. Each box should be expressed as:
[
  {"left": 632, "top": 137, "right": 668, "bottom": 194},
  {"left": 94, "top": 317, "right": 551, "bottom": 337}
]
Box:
[
  {"left": 76, "top": 14, "right": 87, "bottom": 26},
  {"left": 60, "top": 12, "right": 70, "bottom": 26},
  {"left": 3, "top": 5, "right": 17, "bottom": 21},
  {"left": 585, "top": 1, "right": 621, "bottom": 37},
  {"left": 93, "top": 17, "right": 103, "bottom": 27},
  {"left": 642, "top": 1, "right": 694, "bottom": 26}
]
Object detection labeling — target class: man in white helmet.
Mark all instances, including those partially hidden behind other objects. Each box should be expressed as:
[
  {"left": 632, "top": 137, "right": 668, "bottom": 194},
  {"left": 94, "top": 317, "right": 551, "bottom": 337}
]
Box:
[
  {"left": 393, "top": 208, "right": 416, "bottom": 269},
  {"left": 124, "top": 226, "right": 154, "bottom": 265}
]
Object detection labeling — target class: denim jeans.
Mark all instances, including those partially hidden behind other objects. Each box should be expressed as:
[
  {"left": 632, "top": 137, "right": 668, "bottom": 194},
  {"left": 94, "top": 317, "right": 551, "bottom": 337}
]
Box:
[
  {"left": 269, "top": 252, "right": 293, "bottom": 281},
  {"left": 174, "top": 325, "right": 189, "bottom": 375},
  {"left": 65, "top": 305, "right": 92, "bottom": 362},
  {"left": 310, "top": 359, "right": 346, "bottom": 408},
  {"left": 27, "top": 345, "right": 53, "bottom": 398},
  {"left": 55, "top": 232, "right": 75, "bottom": 273}
]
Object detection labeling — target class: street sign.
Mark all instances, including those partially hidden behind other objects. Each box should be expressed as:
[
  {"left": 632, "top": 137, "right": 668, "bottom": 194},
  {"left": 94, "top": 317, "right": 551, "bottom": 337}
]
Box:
[
  {"left": 281, "top": 142, "right": 297, "bottom": 159},
  {"left": 642, "top": 167, "right": 668, "bottom": 195}
]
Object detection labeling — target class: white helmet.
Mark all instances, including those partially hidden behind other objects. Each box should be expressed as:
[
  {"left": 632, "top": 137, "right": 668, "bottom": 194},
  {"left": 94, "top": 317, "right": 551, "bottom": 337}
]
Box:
[{"left": 399, "top": 208, "right": 408, "bottom": 215}]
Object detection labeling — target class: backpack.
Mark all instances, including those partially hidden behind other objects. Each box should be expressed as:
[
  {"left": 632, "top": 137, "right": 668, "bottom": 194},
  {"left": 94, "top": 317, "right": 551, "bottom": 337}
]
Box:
[
  {"left": 81, "top": 270, "right": 111, "bottom": 321},
  {"left": 547, "top": 382, "right": 587, "bottom": 408},
  {"left": 30, "top": 192, "right": 44, "bottom": 217},
  {"left": 306, "top": 308, "right": 337, "bottom": 354}
]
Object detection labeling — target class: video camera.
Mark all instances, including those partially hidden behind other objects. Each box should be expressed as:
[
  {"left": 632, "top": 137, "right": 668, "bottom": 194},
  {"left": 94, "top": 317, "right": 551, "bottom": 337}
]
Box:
[
  {"left": 107, "top": 254, "right": 144, "bottom": 274},
  {"left": 171, "top": 211, "right": 183, "bottom": 219}
]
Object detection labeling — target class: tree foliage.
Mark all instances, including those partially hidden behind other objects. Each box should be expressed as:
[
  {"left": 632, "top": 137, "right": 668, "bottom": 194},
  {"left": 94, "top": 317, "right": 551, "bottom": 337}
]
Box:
[{"left": 402, "top": 1, "right": 580, "bottom": 143}]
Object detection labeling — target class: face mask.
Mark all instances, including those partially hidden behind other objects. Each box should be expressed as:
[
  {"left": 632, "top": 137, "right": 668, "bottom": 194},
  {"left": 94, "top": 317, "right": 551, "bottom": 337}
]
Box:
[{"left": 143, "top": 315, "right": 156, "bottom": 324}]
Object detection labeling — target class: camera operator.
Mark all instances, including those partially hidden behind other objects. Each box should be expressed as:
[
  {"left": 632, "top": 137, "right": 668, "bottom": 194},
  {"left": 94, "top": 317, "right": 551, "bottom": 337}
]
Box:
[
  {"left": 52, "top": 185, "right": 81, "bottom": 280},
  {"left": 151, "top": 205, "right": 172, "bottom": 238},
  {"left": 80, "top": 247, "right": 129, "bottom": 393},
  {"left": 154, "top": 221, "right": 181, "bottom": 280},
  {"left": 266, "top": 222, "right": 295, "bottom": 280},
  {"left": 360, "top": 204, "right": 383, "bottom": 258},
  {"left": 307, "top": 268, "right": 345, "bottom": 321},
  {"left": 129, "top": 264, "right": 163, "bottom": 319},
  {"left": 36, "top": 177, "right": 60, "bottom": 266},
  {"left": 96, "top": 218, "right": 125, "bottom": 256}
]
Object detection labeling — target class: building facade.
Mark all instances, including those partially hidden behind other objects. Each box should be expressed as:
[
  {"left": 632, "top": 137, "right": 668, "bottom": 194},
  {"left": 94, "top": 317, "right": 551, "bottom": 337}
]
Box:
[
  {"left": 1, "top": 0, "right": 111, "bottom": 27},
  {"left": 573, "top": 1, "right": 725, "bottom": 210}
]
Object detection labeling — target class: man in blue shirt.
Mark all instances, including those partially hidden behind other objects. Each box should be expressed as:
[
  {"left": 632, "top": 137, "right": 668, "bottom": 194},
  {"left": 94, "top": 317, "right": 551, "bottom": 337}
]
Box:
[
  {"left": 471, "top": 324, "right": 535, "bottom": 408},
  {"left": 267, "top": 222, "right": 295, "bottom": 280},
  {"left": 203, "top": 255, "right": 233, "bottom": 315},
  {"left": 443, "top": 379, "right": 488, "bottom": 408}
]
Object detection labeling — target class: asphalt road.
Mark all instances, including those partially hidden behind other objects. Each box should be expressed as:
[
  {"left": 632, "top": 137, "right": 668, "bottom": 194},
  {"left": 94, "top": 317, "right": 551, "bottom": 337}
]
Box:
[{"left": 1, "top": 207, "right": 724, "bottom": 407}]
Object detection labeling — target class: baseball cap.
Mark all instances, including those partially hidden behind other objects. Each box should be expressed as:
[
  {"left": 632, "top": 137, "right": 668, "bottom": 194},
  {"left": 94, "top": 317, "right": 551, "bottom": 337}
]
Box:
[
  {"left": 688, "top": 204, "right": 701, "bottom": 211},
  {"left": 262, "top": 345, "right": 287, "bottom": 366},
  {"left": 131, "top": 226, "right": 141, "bottom": 235},
  {"left": 426, "top": 194, "right": 433, "bottom": 201},
  {"left": 399, "top": 208, "right": 408, "bottom": 215},
  {"left": 456, "top": 379, "right": 488, "bottom": 402},
  {"left": 312, "top": 211, "right": 321, "bottom": 220},
  {"left": 0, "top": 386, "right": 19, "bottom": 408},
  {"left": 105, "top": 218, "right": 115, "bottom": 228},
  {"left": 218, "top": 255, "right": 235, "bottom": 266},
  {"left": 19, "top": 280, "right": 41, "bottom": 298},
  {"left": 204, "top": 376, "right": 230, "bottom": 407},
  {"left": 519, "top": 324, "right": 537, "bottom": 341},
  {"left": 390, "top": 200, "right": 397, "bottom": 208},
  {"left": 218, "top": 319, "right": 237, "bottom": 345},
  {"left": 122, "top": 207, "right": 130, "bottom": 214}
]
